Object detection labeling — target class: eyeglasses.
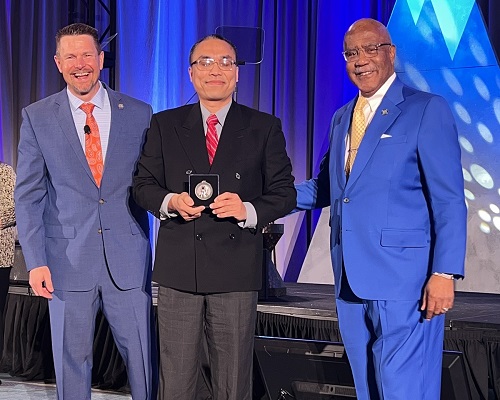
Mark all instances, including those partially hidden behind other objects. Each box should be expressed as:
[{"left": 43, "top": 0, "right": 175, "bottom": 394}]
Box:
[
  {"left": 190, "top": 57, "right": 237, "bottom": 71},
  {"left": 342, "top": 43, "right": 393, "bottom": 62}
]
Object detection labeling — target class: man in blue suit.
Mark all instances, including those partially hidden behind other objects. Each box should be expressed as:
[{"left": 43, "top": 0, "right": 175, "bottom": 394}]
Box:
[
  {"left": 296, "top": 19, "right": 467, "bottom": 399},
  {"left": 15, "top": 23, "right": 154, "bottom": 399}
]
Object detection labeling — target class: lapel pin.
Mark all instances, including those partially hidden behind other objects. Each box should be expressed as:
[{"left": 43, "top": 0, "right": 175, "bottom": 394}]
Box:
[
  {"left": 381, "top": 109, "right": 389, "bottom": 115},
  {"left": 235, "top": 173, "right": 241, "bottom": 180},
  {"left": 118, "top": 103, "right": 124, "bottom": 109}
]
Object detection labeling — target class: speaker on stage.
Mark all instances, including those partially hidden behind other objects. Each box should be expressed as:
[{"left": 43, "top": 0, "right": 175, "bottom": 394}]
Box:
[
  {"left": 441, "top": 351, "right": 473, "bottom": 400},
  {"left": 254, "top": 336, "right": 356, "bottom": 400},
  {"left": 254, "top": 336, "right": 473, "bottom": 400}
]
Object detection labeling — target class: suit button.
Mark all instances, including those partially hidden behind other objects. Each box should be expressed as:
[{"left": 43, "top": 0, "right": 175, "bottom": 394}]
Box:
[
  {"left": 229, "top": 234, "right": 235, "bottom": 239},
  {"left": 343, "top": 197, "right": 350, "bottom": 203},
  {"left": 99, "top": 199, "right": 105, "bottom": 204},
  {"left": 98, "top": 228, "right": 102, "bottom": 234},
  {"left": 196, "top": 234, "right": 202, "bottom": 240}
]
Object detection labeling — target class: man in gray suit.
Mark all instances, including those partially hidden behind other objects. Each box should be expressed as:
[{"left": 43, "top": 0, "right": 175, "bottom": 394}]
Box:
[{"left": 15, "top": 23, "right": 154, "bottom": 399}]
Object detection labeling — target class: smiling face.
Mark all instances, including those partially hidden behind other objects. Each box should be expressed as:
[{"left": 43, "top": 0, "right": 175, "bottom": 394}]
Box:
[
  {"left": 189, "top": 38, "right": 238, "bottom": 112},
  {"left": 54, "top": 34, "right": 104, "bottom": 102},
  {"left": 344, "top": 19, "right": 395, "bottom": 98}
]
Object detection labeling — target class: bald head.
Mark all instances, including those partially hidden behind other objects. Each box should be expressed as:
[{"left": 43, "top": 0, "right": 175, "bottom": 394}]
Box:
[
  {"left": 343, "top": 18, "right": 396, "bottom": 97},
  {"left": 344, "top": 18, "right": 392, "bottom": 49}
]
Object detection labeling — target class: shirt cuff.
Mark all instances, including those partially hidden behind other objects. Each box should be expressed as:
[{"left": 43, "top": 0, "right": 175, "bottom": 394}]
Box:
[
  {"left": 238, "top": 202, "right": 257, "bottom": 229},
  {"left": 432, "top": 272, "right": 455, "bottom": 280},
  {"left": 159, "top": 193, "right": 178, "bottom": 220}
]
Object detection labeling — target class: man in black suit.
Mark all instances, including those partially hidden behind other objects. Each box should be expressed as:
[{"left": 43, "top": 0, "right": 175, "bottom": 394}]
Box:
[{"left": 133, "top": 35, "right": 296, "bottom": 400}]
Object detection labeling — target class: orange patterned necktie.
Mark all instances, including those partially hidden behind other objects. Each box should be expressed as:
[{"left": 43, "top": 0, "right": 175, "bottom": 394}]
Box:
[
  {"left": 80, "top": 103, "right": 104, "bottom": 187},
  {"left": 346, "top": 96, "right": 368, "bottom": 176},
  {"left": 206, "top": 114, "right": 219, "bottom": 165}
]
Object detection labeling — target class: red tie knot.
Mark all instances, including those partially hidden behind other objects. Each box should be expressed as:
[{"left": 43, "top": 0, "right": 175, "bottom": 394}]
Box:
[
  {"left": 80, "top": 103, "right": 95, "bottom": 115},
  {"left": 207, "top": 114, "right": 219, "bottom": 127}
]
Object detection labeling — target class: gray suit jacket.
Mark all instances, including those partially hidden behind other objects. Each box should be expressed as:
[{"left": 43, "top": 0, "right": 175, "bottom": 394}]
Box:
[{"left": 15, "top": 84, "right": 152, "bottom": 291}]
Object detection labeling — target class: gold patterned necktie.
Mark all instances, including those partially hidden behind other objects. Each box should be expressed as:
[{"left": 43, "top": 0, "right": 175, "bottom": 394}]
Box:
[
  {"left": 80, "top": 103, "right": 104, "bottom": 187},
  {"left": 206, "top": 114, "right": 219, "bottom": 165},
  {"left": 346, "top": 96, "right": 368, "bottom": 176}
]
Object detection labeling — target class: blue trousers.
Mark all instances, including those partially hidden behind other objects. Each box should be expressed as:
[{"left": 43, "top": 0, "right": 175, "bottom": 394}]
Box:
[
  {"left": 49, "top": 264, "right": 154, "bottom": 400},
  {"left": 336, "top": 296, "right": 445, "bottom": 400}
]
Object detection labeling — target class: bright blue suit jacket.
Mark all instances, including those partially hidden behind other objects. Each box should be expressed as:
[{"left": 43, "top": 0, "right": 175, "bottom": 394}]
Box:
[
  {"left": 15, "top": 85, "right": 152, "bottom": 291},
  {"left": 296, "top": 78, "right": 467, "bottom": 301}
]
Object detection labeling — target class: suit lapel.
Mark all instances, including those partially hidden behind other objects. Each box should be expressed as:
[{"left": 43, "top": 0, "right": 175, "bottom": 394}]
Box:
[
  {"left": 179, "top": 103, "right": 211, "bottom": 173},
  {"left": 210, "top": 102, "right": 246, "bottom": 171},
  {"left": 54, "top": 89, "right": 95, "bottom": 183},
  {"left": 334, "top": 102, "right": 355, "bottom": 189},
  {"left": 346, "top": 79, "right": 404, "bottom": 187},
  {"left": 105, "top": 85, "right": 126, "bottom": 164}
]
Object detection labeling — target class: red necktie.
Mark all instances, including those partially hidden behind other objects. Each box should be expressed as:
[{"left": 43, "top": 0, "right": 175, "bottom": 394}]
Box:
[
  {"left": 80, "top": 103, "right": 104, "bottom": 187},
  {"left": 206, "top": 114, "right": 219, "bottom": 165}
]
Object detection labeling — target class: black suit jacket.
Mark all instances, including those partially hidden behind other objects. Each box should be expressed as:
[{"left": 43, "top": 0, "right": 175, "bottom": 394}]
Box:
[{"left": 133, "top": 102, "right": 296, "bottom": 293}]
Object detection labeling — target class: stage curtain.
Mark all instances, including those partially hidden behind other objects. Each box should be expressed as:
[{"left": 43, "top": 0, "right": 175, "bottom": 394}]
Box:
[
  {"left": 486, "top": 336, "right": 500, "bottom": 399},
  {"left": 256, "top": 311, "right": 341, "bottom": 342},
  {"left": 0, "top": 0, "right": 68, "bottom": 165},
  {"left": 0, "top": 293, "right": 53, "bottom": 380}
]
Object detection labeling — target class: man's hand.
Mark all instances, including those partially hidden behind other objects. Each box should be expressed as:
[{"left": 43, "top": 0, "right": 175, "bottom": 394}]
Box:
[
  {"left": 168, "top": 192, "right": 205, "bottom": 221},
  {"left": 210, "top": 192, "right": 247, "bottom": 221},
  {"left": 29, "top": 266, "right": 54, "bottom": 299},
  {"left": 420, "top": 274, "right": 455, "bottom": 320}
]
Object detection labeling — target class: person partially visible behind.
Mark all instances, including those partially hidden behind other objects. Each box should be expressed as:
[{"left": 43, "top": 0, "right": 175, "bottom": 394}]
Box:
[
  {"left": 0, "top": 162, "right": 16, "bottom": 385},
  {"left": 133, "top": 34, "right": 296, "bottom": 400},
  {"left": 15, "top": 23, "right": 154, "bottom": 399},
  {"left": 295, "top": 18, "right": 467, "bottom": 400}
]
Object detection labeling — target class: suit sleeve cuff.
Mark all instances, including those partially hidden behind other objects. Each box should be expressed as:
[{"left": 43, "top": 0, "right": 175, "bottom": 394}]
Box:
[{"left": 238, "top": 202, "right": 257, "bottom": 229}]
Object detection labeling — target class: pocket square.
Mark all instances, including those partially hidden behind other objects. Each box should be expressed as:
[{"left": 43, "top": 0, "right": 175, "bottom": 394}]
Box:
[{"left": 380, "top": 133, "right": 392, "bottom": 139}]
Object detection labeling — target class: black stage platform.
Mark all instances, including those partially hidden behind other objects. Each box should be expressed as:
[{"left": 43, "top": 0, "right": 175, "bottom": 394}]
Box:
[
  {"left": 257, "top": 284, "right": 500, "bottom": 400},
  {"left": 258, "top": 282, "right": 500, "bottom": 328},
  {"left": 2, "top": 282, "right": 500, "bottom": 399}
]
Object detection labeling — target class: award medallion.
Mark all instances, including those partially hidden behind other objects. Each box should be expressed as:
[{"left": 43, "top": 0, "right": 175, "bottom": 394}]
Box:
[
  {"left": 194, "top": 180, "right": 213, "bottom": 201},
  {"left": 188, "top": 174, "right": 219, "bottom": 207}
]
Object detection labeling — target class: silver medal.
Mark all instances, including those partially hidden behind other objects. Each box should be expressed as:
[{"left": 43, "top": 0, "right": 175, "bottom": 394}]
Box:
[{"left": 194, "top": 180, "right": 213, "bottom": 200}]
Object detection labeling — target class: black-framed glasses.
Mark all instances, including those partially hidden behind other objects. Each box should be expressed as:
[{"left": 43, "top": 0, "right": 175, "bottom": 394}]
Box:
[
  {"left": 342, "top": 43, "right": 393, "bottom": 62},
  {"left": 190, "top": 57, "right": 237, "bottom": 71}
]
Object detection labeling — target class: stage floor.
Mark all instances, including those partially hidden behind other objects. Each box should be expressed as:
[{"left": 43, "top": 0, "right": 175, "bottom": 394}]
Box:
[
  {"left": 257, "top": 282, "right": 500, "bottom": 329},
  {"left": 4, "top": 282, "right": 500, "bottom": 399},
  {"left": 0, "top": 373, "right": 130, "bottom": 400}
]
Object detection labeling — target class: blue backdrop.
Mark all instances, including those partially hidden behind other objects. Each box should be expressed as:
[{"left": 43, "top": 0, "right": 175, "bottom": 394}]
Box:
[{"left": 0, "top": 0, "right": 396, "bottom": 277}]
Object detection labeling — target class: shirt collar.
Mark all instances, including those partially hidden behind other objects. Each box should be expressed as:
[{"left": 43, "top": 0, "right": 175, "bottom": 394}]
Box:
[
  {"left": 200, "top": 100, "right": 232, "bottom": 128},
  {"left": 67, "top": 81, "right": 105, "bottom": 112},
  {"left": 360, "top": 72, "right": 397, "bottom": 112}
]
